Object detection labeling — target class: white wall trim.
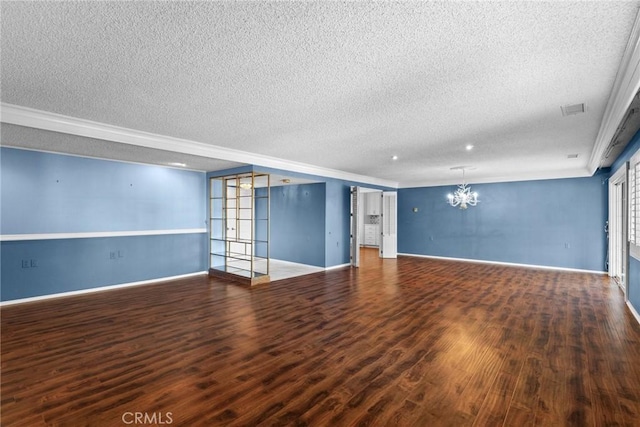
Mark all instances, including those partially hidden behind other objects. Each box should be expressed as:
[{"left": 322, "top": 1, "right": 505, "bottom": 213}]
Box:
[
  {"left": 3, "top": 144, "right": 208, "bottom": 173},
  {"left": 627, "top": 301, "right": 640, "bottom": 326},
  {"left": 270, "top": 258, "right": 349, "bottom": 271},
  {"left": 325, "top": 262, "right": 351, "bottom": 271},
  {"left": 399, "top": 167, "right": 593, "bottom": 188},
  {"left": 588, "top": 8, "right": 640, "bottom": 173},
  {"left": 270, "top": 258, "right": 322, "bottom": 269},
  {"left": 1, "top": 103, "right": 398, "bottom": 189},
  {"left": 0, "top": 228, "right": 207, "bottom": 241},
  {"left": 0, "top": 271, "right": 208, "bottom": 306},
  {"left": 398, "top": 253, "right": 607, "bottom": 275}
]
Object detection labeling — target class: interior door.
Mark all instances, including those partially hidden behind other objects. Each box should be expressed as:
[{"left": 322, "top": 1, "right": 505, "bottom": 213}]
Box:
[
  {"left": 380, "top": 191, "right": 397, "bottom": 258},
  {"left": 350, "top": 186, "right": 361, "bottom": 267}
]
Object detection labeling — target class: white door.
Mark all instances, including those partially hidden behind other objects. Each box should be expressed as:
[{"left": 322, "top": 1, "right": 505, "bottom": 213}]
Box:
[
  {"left": 350, "top": 186, "right": 361, "bottom": 267},
  {"left": 380, "top": 191, "right": 397, "bottom": 258}
]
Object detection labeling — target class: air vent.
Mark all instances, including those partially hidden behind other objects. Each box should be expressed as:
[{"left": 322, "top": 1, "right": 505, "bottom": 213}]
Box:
[
  {"left": 567, "top": 154, "right": 579, "bottom": 159},
  {"left": 561, "top": 103, "right": 587, "bottom": 116}
]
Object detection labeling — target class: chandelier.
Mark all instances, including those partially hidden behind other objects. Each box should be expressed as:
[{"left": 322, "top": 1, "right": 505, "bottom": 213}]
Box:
[{"left": 447, "top": 168, "right": 478, "bottom": 209}]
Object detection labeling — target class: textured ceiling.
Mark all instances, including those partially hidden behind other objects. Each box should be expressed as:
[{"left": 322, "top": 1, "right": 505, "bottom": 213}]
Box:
[{"left": 2, "top": 1, "right": 639, "bottom": 187}]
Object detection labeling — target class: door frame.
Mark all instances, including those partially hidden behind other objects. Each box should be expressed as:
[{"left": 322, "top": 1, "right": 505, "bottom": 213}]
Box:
[
  {"left": 380, "top": 191, "right": 398, "bottom": 259},
  {"left": 350, "top": 186, "right": 361, "bottom": 267},
  {"left": 609, "top": 164, "right": 629, "bottom": 299},
  {"left": 350, "top": 186, "right": 397, "bottom": 266}
]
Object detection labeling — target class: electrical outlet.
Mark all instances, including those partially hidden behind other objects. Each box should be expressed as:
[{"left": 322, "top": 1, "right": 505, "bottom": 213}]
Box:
[
  {"left": 110, "top": 252, "right": 116, "bottom": 260},
  {"left": 565, "top": 243, "right": 570, "bottom": 249},
  {"left": 117, "top": 250, "right": 124, "bottom": 258},
  {"left": 21, "top": 260, "right": 30, "bottom": 268},
  {"left": 30, "top": 259, "right": 38, "bottom": 268}
]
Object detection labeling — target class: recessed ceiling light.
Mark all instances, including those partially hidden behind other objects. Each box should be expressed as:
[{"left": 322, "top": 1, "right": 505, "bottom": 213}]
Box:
[
  {"left": 169, "top": 162, "right": 187, "bottom": 167},
  {"left": 466, "top": 144, "right": 474, "bottom": 151},
  {"left": 392, "top": 155, "right": 398, "bottom": 160},
  {"left": 567, "top": 154, "right": 579, "bottom": 159}
]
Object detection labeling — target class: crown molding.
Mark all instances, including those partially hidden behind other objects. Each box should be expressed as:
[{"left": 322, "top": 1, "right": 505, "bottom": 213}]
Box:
[
  {"left": 0, "top": 103, "right": 398, "bottom": 188},
  {"left": 398, "top": 167, "right": 593, "bottom": 188},
  {"left": 589, "top": 7, "right": 640, "bottom": 173}
]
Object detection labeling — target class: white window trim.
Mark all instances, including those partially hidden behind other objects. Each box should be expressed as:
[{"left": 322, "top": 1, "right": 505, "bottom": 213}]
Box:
[{"left": 630, "top": 151, "right": 640, "bottom": 259}]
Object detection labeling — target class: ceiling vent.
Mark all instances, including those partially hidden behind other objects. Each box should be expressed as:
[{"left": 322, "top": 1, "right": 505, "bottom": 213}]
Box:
[{"left": 561, "top": 103, "right": 587, "bottom": 116}]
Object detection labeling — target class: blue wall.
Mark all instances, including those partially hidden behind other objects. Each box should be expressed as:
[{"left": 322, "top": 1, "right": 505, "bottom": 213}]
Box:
[
  {"left": 269, "top": 183, "right": 326, "bottom": 267},
  {"left": 398, "top": 173, "right": 608, "bottom": 271},
  {"left": 1, "top": 148, "right": 207, "bottom": 301},
  {"left": 1, "top": 234, "right": 205, "bottom": 301},
  {"left": 2, "top": 148, "right": 205, "bottom": 234},
  {"left": 325, "top": 181, "right": 351, "bottom": 267}
]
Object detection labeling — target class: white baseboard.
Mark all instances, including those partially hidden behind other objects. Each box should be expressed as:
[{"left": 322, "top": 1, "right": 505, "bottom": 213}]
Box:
[
  {"left": 0, "top": 271, "right": 208, "bottom": 306},
  {"left": 270, "top": 258, "right": 322, "bottom": 269},
  {"left": 325, "top": 262, "right": 351, "bottom": 271},
  {"left": 627, "top": 301, "right": 640, "bottom": 326},
  {"left": 2, "top": 259, "right": 352, "bottom": 306},
  {"left": 270, "top": 258, "right": 350, "bottom": 271},
  {"left": 397, "top": 253, "right": 607, "bottom": 275}
]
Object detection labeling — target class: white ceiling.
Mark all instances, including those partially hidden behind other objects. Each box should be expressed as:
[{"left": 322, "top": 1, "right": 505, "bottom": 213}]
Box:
[{"left": 2, "top": 1, "right": 640, "bottom": 187}]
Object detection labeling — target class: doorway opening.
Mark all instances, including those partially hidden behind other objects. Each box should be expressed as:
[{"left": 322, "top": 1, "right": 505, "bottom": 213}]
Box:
[{"left": 350, "top": 186, "right": 397, "bottom": 268}]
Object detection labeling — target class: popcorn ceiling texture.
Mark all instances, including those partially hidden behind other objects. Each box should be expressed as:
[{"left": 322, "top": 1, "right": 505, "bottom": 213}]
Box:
[{"left": 1, "top": 1, "right": 638, "bottom": 185}]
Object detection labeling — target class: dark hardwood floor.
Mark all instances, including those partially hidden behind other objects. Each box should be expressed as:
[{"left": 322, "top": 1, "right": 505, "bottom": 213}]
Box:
[{"left": 2, "top": 248, "right": 640, "bottom": 426}]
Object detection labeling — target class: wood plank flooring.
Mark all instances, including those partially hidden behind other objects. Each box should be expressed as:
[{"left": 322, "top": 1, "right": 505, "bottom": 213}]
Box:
[{"left": 2, "top": 249, "right": 640, "bottom": 426}]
